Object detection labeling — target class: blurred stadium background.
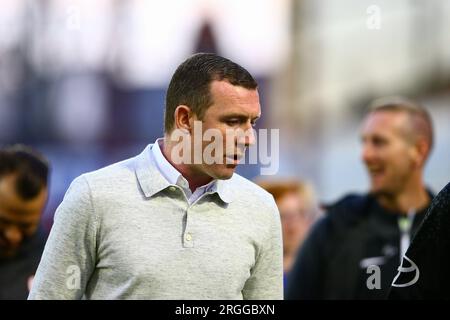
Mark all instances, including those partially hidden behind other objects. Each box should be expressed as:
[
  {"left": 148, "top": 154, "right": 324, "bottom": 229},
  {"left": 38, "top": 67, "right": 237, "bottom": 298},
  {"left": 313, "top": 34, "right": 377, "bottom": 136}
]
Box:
[{"left": 1, "top": 0, "right": 449, "bottom": 231}]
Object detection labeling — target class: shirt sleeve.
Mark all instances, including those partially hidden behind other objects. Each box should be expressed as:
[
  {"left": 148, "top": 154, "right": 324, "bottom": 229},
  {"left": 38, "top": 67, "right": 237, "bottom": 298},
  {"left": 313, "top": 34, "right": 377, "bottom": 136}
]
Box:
[
  {"left": 28, "top": 175, "right": 98, "bottom": 300},
  {"left": 242, "top": 198, "right": 283, "bottom": 300}
]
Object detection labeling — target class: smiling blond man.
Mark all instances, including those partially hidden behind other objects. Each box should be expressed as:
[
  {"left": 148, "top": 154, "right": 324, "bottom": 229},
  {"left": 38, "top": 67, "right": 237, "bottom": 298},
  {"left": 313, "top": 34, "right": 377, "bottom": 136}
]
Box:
[{"left": 286, "top": 97, "right": 434, "bottom": 300}]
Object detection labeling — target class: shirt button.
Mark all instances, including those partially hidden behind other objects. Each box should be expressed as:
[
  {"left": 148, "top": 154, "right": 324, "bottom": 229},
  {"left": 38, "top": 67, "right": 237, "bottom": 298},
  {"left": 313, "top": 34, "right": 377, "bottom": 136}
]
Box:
[
  {"left": 169, "top": 186, "right": 176, "bottom": 192},
  {"left": 185, "top": 233, "right": 192, "bottom": 241}
]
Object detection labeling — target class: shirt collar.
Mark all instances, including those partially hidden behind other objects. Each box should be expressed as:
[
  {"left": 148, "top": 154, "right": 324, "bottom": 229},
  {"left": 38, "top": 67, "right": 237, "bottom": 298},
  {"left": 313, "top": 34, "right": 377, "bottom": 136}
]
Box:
[
  {"left": 135, "top": 140, "right": 234, "bottom": 203},
  {"left": 134, "top": 144, "right": 170, "bottom": 199},
  {"left": 151, "top": 138, "right": 182, "bottom": 186}
]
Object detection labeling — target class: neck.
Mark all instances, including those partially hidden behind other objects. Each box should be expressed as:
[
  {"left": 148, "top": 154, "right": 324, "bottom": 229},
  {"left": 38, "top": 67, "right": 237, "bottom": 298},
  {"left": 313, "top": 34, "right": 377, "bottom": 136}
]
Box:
[
  {"left": 376, "top": 174, "right": 430, "bottom": 214},
  {"left": 283, "top": 249, "right": 297, "bottom": 274},
  {"left": 162, "top": 136, "right": 213, "bottom": 192}
]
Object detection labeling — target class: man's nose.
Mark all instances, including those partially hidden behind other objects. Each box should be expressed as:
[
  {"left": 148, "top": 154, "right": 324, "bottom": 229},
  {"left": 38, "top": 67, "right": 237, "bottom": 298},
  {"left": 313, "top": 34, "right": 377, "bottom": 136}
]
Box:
[
  {"left": 246, "top": 128, "right": 256, "bottom": 146},
  {"left": 3, "top": 226, "right": 24, "bottom": 248},
  {"left": 361, "top": 143, "right": 374, "bottom": 164},
  {"left": 239, "top": 124, "right": 256, "bottom": 147}
]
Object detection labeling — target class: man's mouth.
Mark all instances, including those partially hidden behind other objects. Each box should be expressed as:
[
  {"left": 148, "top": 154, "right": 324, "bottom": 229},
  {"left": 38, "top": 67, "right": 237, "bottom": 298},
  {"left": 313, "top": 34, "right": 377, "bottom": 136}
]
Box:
[{"left": 366, "top": 164, "right": 384, "bottom": 178}]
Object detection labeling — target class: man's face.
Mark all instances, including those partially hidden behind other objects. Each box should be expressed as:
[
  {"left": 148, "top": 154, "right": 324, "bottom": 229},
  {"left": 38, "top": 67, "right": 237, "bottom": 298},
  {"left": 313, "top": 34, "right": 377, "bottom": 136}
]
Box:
[
  {"left": 0, "top": 174, "right": 48, "bottom": 258},
  {"left": 361, "top": 111, "right": 418, "bottom": 196},
  {"left": 190, "top": 80, "right": 261, "bottom": 180},
  {"left": 278, "top": 192, "right": 312, "bottom": 255}
]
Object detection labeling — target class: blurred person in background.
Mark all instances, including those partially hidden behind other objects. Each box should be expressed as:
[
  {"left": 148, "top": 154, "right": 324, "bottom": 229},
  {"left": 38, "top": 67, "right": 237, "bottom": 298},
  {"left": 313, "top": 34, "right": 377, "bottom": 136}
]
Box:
[
  {"left": 28, "top": 53, "right": 283, "bottom": 300},
  {"left": 286, "top": 97, "right": 435, "bottom": 299},
  {"left": 0, "top": 145, "right": 49, "bottom": 299},
  {"left": 389, "top": 181, "right": 450, "bottom": 299},
  {"left": 256, "top": 179, "right": 322, "bottom": 292}
]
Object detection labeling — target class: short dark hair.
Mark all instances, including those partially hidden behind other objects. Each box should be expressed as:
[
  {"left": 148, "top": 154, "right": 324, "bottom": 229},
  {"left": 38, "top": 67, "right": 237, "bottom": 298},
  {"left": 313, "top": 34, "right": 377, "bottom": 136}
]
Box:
[
  {"left": 164, "top": 53, "right": 258, "bottom": 133},
  {"left": 368, "top": 96, "right": 434, "bottom": 155},
  {"left": 0, "top": 144, "right": 50, "bottom": 200}
]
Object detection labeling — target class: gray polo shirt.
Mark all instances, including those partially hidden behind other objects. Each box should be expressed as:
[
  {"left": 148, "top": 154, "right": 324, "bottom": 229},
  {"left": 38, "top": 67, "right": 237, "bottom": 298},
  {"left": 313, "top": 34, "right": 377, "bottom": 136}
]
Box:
[{"left": 28, "top": 144, "right": 283, "bottom": 300}]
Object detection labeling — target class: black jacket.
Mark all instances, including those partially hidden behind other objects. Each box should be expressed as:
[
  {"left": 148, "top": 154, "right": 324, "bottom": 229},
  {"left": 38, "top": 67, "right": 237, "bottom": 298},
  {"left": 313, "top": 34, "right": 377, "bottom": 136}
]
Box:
[
  {"left": 0, "top": 227, "right": 47, "bottom": 300},
  {"left": 286, "top": 192, "right": 433, "bottom": 300},
  {"left": 389, "top": 182, "right": 450, "bottom": 299}
]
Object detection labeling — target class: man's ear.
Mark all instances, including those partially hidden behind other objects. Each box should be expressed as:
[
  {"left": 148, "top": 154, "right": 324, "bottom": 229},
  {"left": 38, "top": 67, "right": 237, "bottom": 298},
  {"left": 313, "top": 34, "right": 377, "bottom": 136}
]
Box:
[
  {"left": 174, "top": 105, "right": 193, "bottom": 133},
  {"left": 411, "top": 136, "right": 429, "bottom": 168}
]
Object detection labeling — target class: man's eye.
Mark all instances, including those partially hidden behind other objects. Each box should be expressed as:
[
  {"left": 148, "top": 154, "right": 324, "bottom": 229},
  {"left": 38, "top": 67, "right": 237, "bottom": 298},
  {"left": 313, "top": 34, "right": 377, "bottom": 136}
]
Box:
[
  {"left": 226, "top": 120, "right": 240, "bottom": 126},
  {"left": 373, "top": 138, "right": 387, "bottom": 146}
]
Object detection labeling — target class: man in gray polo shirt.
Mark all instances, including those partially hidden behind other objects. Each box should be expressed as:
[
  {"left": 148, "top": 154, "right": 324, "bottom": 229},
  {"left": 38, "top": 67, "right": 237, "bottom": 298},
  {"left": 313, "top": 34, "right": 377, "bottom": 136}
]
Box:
[{"left": 28, "top": 53, "right": 283, "bottom": 300}]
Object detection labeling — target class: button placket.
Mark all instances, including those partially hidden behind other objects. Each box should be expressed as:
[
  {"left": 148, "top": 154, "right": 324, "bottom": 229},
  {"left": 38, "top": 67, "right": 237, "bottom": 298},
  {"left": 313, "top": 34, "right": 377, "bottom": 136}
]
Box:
[
  {"left": 168, "top": 185, "right": 190, "bottom": 204},
  {"left": 183, "top": 207, "right": 194, "bottom": 248}
]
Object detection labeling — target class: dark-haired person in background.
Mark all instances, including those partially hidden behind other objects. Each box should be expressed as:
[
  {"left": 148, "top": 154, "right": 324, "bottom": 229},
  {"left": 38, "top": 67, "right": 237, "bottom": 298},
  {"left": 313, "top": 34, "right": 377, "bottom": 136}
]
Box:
[
  {"left": 389, "top": 181, "right": 450, "bottom": 299},
  {"left": 0, "top": 145, "right": 49, "bottom": 299},
  {"left": 29, "top": 53, "right": 283, "bottom": 300},
  {"left": 286, "top": 97, "right": 435, "bottom": 299}
]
